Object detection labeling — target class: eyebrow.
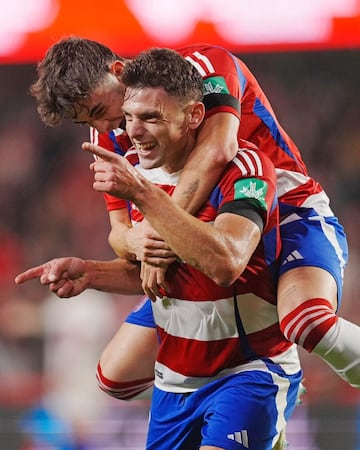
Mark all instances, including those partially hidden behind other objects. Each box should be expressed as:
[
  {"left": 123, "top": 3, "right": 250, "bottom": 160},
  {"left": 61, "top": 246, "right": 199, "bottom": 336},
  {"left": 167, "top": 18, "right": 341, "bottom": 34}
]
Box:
[
  {"left": 89, "top": 103, "right": 105, "bottom": 118},
  {"left": 123, "top": 109, "right": 162, "bottom": 120},
  {"left": 72, "top": 102, "right": 105, "bottom": 124}
]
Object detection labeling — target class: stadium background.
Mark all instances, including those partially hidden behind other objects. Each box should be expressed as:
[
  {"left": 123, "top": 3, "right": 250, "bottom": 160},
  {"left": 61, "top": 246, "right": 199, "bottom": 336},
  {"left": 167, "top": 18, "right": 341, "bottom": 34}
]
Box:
[{"left": 1, "top": 1, "right": 360, "bottom": 448}]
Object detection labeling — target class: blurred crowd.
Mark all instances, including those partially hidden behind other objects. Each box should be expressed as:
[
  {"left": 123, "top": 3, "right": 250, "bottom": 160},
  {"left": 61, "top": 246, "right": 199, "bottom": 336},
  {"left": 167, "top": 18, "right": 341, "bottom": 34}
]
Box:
[{"left": 1, "top": 50, "right": 360, "bottom": 449}]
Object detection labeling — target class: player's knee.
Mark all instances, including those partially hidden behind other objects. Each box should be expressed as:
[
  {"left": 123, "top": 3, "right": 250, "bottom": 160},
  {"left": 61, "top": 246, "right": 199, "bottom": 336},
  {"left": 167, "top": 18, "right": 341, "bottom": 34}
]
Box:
[{"left": 96, "top": 362, "right": 154, "bottom": 401}]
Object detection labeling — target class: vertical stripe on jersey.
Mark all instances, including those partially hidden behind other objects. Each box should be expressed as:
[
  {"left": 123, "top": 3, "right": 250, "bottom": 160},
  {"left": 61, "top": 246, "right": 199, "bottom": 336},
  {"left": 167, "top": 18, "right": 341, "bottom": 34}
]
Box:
[
  {"left": 233, "top": 149, "right": 264, "bottom": 177},
  {"left": 185, "top": 52, "right": 215, "bottom": 76},
  {"left": 109, "top": 130, "right": 126, "bottom": 156},
  {"left": 228, "top": 51, "right": 247, "bottom": 96},
  {"left": 253, "top": 98, "right": 304, "bottom": 171},
  {"left": 233, "top": 292, "right": 258, "bottom": 361},
  {"left": 185, "top": 56, "right": 206, "bottom": 76},
  {"left": 316, "top": 215, "right": 347, "bottom": 283},
  {"left": 90, "top": 127, "right": 98, "bottom": 145}
]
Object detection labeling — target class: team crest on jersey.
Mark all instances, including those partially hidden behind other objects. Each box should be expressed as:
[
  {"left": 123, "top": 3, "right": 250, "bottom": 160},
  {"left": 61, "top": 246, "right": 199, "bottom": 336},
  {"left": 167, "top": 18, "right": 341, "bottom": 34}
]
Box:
[
  {"left": 203, "top": 76, "right": 229, "bottom": 95},
  {"left": 234, "top": 178, "right": 268, "bottom": 210}
]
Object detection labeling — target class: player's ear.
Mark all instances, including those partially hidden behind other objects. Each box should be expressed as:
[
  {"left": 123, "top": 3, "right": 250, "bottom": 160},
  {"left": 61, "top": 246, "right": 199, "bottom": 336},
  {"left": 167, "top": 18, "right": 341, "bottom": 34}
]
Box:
[
  {"left": 188, "top": 102, "right": 205, "bottom": 130},
  {"left": 109, "top": 60, "right": 125, "bottom": 77}
]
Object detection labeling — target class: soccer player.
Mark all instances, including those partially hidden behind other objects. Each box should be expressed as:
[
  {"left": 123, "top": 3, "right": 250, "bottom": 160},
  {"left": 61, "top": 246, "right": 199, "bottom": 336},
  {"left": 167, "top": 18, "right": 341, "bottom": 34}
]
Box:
[
  {"left": 28, "top": 37, "right": 359, "bottom": 395},
  {"left": 17, "top": 47, "right": 302, "bottom": 450}
]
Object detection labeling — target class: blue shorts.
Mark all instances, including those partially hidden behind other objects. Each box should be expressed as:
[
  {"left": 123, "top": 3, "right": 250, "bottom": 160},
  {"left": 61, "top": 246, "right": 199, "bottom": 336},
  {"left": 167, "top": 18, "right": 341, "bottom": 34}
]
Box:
[
  {"left": 279, "top": 210, "right": 348, "bottom": 306},
  {"left": 146, "top": 368, "right": 302, "bottom": 450},
  {"left": 125, "top": 296, "right": 156, "bottom": 328},
  {"left": 125, "top": 209, "right": 348, "bottom": 327}
]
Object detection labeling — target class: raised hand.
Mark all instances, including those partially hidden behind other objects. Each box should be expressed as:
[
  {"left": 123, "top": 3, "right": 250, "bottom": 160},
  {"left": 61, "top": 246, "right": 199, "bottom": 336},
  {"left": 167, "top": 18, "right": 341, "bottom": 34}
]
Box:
[{"left": 83, "top": 141, "right": 145, "bottom": 200}]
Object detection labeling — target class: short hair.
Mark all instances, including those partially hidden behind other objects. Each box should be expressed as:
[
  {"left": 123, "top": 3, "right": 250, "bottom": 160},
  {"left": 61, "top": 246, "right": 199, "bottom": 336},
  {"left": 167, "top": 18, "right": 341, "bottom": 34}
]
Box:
[
  {"left": 30, "top": 37, "right": 125, "bottom": 127},
  {"left": 121, "top": 48, "right": 204, "bottom": 104}
]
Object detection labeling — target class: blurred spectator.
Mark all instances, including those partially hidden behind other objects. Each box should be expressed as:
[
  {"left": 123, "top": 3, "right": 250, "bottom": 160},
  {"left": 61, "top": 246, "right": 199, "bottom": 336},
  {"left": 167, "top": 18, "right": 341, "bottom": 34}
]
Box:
[{"left": 20, "top": 289, "right": 120, "bottom": 449}]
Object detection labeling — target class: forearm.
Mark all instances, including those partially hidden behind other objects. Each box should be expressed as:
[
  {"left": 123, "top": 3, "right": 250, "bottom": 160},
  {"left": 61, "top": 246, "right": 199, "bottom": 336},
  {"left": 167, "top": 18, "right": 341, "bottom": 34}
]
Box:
[
  {"left": 108, "top": 209, "right": 138, "bottom": 261},
  {"left": 171, "top": 113, "right": 239, "bottom": 213},
  {"left": 108, "top": 223, "right": 136, "bottom": 261},
  {"left": 134, "top": 182, "right": 256, "bottom": 286},
  {"left": 85, "top": 258, "right": 143, "bottom": 295}
]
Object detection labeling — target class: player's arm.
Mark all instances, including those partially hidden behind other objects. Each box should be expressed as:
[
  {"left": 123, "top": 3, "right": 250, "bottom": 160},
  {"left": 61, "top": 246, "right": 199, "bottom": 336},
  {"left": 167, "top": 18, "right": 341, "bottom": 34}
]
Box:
[
  {"left": 134, "top": 185, "right": 261, "bottom": 286},
  {"left": 84, "top": 144, "right": 272, "bottom": 287},
  {"left": 171, "top": 46, "right": 243, "bottom": 214},
  {"left": 108, "top": 208, "right": 134, "bottom": 259},
  {"left": 15, "top": 256, "right": 143, "bottom": 297},
  {"left": 171, "top": 112, "right": 239, "bottom": 213}
]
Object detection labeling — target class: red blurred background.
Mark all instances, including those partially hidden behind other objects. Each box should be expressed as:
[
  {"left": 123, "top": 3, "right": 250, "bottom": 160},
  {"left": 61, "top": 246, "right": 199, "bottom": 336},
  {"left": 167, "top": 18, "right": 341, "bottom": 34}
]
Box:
[
  {"left": 1, "top": 2, "right": 360, "bottom": 449},
  {"left": 1, "top": 0, "right": 360, "bottom": 64}
]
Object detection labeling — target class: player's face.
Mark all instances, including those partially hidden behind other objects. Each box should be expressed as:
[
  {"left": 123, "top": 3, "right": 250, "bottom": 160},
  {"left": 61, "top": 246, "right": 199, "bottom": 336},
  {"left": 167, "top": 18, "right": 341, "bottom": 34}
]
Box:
[
  {"left": 123, "top": 86, "right": 197, "bottom": 172},
  {"left": 74, "top": 73, "right": 126, "bottom": 133}
]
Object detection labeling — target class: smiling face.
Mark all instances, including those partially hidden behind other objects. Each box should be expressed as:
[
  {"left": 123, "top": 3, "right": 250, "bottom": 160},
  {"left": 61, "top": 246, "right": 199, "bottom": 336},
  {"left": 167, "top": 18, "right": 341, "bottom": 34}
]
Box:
[
  {"left": 122, "top": 86, "right": 204, "bottom": 172},
  {"left": 73, "top": 68, "right": 126, "bottom": 133}
]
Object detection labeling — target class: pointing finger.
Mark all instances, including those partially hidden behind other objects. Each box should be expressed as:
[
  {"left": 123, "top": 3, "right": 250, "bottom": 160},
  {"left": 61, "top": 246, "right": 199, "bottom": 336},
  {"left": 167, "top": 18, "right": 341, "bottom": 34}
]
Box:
[{"left": 82, "top": 142, "right": 116, "bottom": 161}]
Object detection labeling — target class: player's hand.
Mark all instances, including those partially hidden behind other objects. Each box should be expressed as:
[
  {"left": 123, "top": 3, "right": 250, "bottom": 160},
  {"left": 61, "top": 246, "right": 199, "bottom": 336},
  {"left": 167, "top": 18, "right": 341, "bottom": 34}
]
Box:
[
  {"left": 15, "top": 257, "right": 89, "bottom": 298},
  {"left": 127, "top": 220, "right": 176, "bottom": 265},
  {"left": 83, "top": 141, "right": 143, "bottom": 200},
  {"left": 140, "top": 262, "right": 169, "bottom": 302}
]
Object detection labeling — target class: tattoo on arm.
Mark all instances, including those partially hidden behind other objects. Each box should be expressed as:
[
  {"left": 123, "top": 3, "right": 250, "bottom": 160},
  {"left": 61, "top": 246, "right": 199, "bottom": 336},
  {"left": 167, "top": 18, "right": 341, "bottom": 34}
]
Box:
[{"left": 181, "top": 180, "right": 200, "bottom": 201}]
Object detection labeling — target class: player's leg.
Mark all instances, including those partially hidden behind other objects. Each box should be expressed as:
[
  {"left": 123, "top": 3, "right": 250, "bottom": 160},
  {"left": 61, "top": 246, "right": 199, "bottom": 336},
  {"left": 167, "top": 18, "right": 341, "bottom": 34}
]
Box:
[
  {"left": 278, "top": 214, "right": 360, "bottom": 387},
  {"left": 97, "top": 297, "right": 158, "bottom": 400}
]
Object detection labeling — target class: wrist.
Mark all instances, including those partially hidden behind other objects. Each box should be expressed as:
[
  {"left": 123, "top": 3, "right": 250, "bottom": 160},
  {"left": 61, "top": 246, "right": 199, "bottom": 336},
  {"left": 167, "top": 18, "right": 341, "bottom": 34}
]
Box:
[
  {"left": 83, "top": 259, "right": 98, "bottom": 289},
  {"left": 134, "top": 181, "right": 163, "bottom": 215},
  {"left": 124, "top": 227, "right": 139, "bottom": 261}
]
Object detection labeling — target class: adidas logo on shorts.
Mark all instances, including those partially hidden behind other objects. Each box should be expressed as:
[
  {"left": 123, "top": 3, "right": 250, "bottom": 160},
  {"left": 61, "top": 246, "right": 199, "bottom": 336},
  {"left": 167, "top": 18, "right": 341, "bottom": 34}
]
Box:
[{"left": 227, "top": 430, "right": 249, "bottom": 447}]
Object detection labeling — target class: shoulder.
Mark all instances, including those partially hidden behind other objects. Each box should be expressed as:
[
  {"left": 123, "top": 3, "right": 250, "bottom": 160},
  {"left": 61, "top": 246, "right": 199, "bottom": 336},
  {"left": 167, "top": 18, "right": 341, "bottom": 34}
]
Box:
[
  {"left": 176, "top": 44, "right": 241, "bottom": 75},
  {"left": 233, "top": 141, "right": 275, "bottom": 176}
]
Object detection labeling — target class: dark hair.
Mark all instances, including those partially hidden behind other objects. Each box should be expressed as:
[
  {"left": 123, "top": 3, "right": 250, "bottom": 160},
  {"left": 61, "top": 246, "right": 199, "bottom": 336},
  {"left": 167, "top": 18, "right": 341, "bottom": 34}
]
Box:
[
  {"left": 30, "top": 37, "right": 125, "bottom": 126},
  {"left": 121, "top": 48, "right": 204, "bottom": 104}
]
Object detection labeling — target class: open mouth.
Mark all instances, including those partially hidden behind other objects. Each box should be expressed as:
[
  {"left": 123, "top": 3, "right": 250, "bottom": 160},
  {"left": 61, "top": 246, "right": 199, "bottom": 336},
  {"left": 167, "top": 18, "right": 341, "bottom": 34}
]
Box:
[{"left": 136, "top": 142, "right": 156, "bottom": 154}]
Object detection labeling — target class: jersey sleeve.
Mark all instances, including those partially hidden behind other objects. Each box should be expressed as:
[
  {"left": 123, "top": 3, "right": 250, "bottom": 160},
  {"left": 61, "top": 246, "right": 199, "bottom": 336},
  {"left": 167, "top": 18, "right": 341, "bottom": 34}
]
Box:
[
  {"left": 177, "top": 44, "right": 243, "bottom": 121},
  {"left": 218, "top": 144, "right": 277, "bottom": 228},
  {"left": 90, "top": 127, "right": 132, "bottom": 211}
]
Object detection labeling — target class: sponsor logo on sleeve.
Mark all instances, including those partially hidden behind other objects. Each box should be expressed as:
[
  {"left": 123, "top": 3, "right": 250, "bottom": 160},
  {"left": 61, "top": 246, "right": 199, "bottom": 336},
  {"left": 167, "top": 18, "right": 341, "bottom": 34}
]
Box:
[
  {"left": 234, "top": 178, "right": 268, "bottom": 210},
  {"left": 203, "top": 76, "right": 230, "bottom": 95}
]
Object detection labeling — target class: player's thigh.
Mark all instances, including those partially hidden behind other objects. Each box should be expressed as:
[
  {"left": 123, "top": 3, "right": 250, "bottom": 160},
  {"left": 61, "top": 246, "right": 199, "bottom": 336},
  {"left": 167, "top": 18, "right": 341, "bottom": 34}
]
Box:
[
  {"left": 278, "top": 214, "right": 348, "bottom": 316},
  {"left": 100, "top": 322, "right": 158, "bottom": 380},
  {"left": 277, "top": 266, "right": 338, "bottom": 318}
]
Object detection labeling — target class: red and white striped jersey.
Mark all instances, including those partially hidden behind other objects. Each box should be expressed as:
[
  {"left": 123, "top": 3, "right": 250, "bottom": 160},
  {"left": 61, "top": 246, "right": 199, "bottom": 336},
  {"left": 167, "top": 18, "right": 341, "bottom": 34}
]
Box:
[
  {"left": 124, "top": 142, "right": 300, "bottom": 393},
  {"left": 91, "top": 43, "right": 332, "bottom": 223}
]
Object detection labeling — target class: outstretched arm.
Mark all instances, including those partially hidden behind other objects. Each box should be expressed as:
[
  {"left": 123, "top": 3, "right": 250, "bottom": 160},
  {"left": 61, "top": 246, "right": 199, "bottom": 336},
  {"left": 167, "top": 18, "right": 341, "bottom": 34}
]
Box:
[{"left": 15, "top": 256, "right": 143, "bottom": 298}]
